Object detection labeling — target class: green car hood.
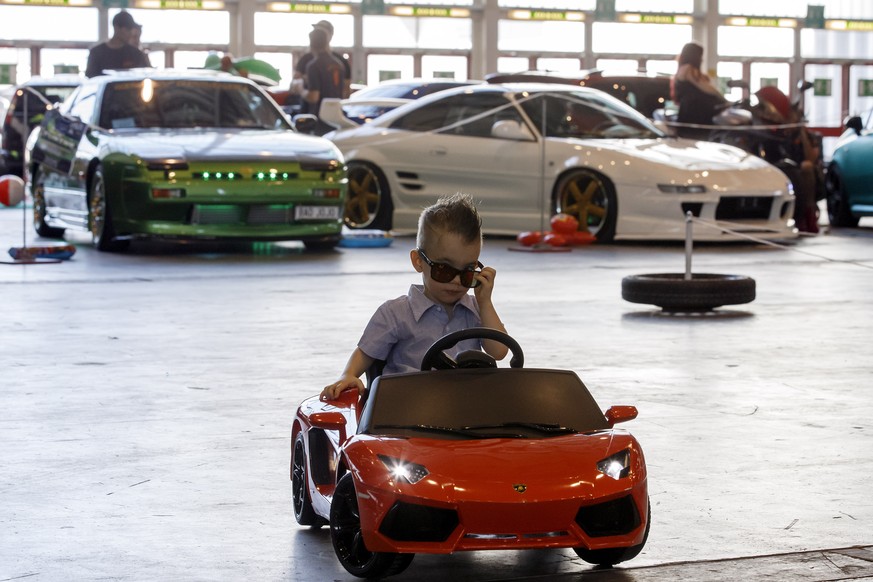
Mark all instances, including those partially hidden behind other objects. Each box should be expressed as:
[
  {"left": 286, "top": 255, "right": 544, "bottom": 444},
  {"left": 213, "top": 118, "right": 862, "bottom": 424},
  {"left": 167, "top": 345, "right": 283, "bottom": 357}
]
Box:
[{"left": 105, "top": 128, "right": 341, "bottom": 163}]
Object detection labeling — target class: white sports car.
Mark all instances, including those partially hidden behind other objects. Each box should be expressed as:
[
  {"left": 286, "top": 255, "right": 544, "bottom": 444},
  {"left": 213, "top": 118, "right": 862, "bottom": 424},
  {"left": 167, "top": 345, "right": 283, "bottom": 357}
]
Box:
[{"left": 324, "top": 83, "right": 798, "bottom": 242}]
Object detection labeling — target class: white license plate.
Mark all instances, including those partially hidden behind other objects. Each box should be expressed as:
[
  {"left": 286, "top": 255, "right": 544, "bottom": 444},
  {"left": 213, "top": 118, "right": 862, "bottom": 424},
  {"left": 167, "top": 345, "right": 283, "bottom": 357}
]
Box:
[{"left": 294, "top": 205, "right": 341, "bottom": 220}]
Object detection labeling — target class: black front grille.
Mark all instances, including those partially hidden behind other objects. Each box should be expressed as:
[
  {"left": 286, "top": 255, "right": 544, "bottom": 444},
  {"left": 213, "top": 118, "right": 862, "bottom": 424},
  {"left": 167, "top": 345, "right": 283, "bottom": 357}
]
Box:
[
  {"left": 575, "top": 496, "right": 640, "bottom": 538},
  {"left": 681, "top": 202, "right": 703, "bottom": 217},
  {"left": 378, "top": 502, "right": 459, "bottom": 542},
  {"left": 716, "top": 196, "right": 773, "bottom": 220}
]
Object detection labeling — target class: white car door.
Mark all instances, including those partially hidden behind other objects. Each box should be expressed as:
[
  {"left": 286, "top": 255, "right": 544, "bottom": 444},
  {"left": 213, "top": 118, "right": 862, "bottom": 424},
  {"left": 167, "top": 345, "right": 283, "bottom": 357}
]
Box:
[{"left": 377, "top": 92, "right": 546, "bottom": 234}]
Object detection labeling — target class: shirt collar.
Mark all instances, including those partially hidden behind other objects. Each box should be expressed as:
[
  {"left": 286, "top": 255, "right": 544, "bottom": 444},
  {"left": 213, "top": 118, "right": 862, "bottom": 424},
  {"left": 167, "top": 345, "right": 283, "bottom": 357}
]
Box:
[{"left": 407, "top": 284, "right": 477, "bottom": 321}]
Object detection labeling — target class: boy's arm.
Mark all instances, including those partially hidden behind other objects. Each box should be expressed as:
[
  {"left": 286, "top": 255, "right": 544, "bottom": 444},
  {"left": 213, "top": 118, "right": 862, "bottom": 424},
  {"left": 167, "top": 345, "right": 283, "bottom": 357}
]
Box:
[
  {"left": 321, "top": 347, "right": 374, "bottom": 400},
  {"left": 475, "top": 267, "right": 510, "bottom": 361}
]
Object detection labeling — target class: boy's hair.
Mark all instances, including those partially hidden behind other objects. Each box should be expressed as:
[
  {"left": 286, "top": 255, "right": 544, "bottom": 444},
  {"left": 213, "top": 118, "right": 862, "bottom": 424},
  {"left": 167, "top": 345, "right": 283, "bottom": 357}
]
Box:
[{"left": 416, "top": 193, "right": 482, "bottom": 250}]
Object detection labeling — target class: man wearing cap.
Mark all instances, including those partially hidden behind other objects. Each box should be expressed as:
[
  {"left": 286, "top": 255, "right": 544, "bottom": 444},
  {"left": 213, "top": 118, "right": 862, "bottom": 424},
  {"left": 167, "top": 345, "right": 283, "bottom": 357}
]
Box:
[
  {"left": 301, "top": 26, "right": 346, "bottom": 135},
  {"left": 85, "top": 11, "right": 151, "bottom": 78},
  {"left": 291, "top": 19, "right": 351, "bottom": 109}
]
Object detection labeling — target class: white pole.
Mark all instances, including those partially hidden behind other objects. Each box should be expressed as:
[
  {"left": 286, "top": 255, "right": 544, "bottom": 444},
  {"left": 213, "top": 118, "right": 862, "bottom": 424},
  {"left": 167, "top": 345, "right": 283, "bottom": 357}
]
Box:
[{"left": 684, "top": 211, "right": 693, "bottom": 280}]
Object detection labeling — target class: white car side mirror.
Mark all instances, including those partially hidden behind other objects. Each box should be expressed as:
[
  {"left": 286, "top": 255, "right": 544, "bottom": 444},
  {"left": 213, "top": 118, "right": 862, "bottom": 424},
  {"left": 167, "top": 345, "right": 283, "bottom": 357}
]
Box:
[{"left": 491, "top": 119, "right": 535, "bottom": 141}]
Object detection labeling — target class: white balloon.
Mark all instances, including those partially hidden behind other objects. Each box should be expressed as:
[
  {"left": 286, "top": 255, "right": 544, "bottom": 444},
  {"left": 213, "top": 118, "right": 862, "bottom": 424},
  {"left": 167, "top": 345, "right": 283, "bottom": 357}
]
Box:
[{"left": 0, "top": 175, "right": 26, "bottom": 207}]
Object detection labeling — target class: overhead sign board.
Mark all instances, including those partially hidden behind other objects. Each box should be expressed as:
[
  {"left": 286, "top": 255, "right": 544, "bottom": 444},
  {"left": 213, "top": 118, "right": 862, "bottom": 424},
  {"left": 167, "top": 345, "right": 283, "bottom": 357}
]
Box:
[{"left": 507, "top": 10, "right": 584, "bottom": 21}]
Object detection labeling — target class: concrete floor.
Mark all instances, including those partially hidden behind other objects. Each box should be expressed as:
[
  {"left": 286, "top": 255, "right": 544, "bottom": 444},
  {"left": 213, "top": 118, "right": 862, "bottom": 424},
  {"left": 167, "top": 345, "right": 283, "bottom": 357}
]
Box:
[{"left": 1, "top": 205, "right": 872, "bottom": 581}]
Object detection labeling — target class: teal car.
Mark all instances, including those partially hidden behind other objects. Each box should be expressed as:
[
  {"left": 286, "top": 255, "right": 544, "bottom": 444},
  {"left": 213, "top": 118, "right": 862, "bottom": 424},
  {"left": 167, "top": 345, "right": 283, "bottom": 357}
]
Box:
[
  {"left": 26, "top": 70, "right": 347, "bottom": 251},
  {"left": 825, "top": 112, "right": 873, "bottom": 227}
]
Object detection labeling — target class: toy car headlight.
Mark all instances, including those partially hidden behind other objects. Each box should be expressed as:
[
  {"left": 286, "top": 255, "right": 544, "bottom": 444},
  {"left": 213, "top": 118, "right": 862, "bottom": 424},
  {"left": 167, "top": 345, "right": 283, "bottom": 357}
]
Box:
[
  {"left": 378, "top": 455, "right": 429, "bottom": 484},
  {"left": 596, "top": 450, "right": 630, "bottom": 480}
]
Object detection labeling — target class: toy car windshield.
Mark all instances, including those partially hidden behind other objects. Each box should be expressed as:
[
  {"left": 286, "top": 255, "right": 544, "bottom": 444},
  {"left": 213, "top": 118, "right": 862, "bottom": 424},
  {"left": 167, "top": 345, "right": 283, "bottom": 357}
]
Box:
[{"left": 358, "top": 368, "right": 610, "bottom": 440}]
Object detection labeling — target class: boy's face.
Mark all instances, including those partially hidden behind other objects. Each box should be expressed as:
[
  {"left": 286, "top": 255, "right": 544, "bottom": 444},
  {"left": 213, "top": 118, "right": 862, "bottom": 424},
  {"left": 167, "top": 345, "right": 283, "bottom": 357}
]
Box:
[{"left": 411, "top": 232, "right": 482, "bottom": 307}]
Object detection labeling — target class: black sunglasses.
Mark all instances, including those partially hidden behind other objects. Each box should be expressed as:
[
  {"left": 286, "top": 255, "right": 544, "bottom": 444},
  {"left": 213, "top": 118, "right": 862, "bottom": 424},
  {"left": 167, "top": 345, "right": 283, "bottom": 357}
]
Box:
[{"left": 417, "top": 248, "right": 483, "bottom": 288}]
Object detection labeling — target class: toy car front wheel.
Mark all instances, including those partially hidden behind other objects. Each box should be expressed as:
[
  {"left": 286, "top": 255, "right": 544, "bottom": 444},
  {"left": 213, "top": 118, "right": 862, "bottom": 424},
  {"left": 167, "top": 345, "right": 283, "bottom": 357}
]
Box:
[
  {"left": 330, "top": 473, "right": 414, "bottom": 578},
  {"left": 574, "top": 499, "right": 650, "bottom": 567},
  {"left": 291, "top": 432, "right": 326, "bottom": 528}
]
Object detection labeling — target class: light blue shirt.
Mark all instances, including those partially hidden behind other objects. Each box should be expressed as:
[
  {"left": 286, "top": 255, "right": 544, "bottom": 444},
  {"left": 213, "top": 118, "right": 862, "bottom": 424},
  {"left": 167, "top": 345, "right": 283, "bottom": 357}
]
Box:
[{"left": 358, "top": 284, "right": 482, "bottom": 375}]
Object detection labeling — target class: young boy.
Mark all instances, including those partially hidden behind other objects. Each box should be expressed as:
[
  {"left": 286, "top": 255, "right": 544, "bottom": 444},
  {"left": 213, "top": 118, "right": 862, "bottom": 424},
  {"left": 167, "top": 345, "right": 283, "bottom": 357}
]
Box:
[{"left": 321, "top": 193, "right": 508, "bottom": 400}]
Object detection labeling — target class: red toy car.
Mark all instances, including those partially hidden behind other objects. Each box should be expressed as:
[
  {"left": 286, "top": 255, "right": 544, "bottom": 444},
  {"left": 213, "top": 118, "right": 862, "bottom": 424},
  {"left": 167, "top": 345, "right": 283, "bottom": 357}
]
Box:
[{"left": 291, "top": 329, "right": 649, "bottom": 578}]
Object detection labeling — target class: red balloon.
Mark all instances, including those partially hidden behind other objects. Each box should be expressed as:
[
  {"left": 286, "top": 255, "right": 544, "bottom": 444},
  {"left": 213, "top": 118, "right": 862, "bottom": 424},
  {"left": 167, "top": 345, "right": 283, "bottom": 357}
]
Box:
[
  {"left": 543, "top": 232, "right": 568, "bottom": 247},
  {"left": 516, "top": 230, "right": 543, "bottom": 246},
  {"left": 570, "top": 230, "right": 597, "bottom": 245},
  {"left": 550, "top": 213, "right": 579, "bottom": 236},
  {"left": 0, "top": 175, "right": 26, "bottom": 207}
]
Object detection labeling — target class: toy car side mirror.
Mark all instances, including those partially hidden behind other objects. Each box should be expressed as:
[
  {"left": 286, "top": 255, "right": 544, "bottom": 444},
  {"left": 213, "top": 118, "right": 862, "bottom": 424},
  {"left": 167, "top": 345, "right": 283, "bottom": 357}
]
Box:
[
  {"left": 310, "top": 411, "right": 347, "bottom": 443},
  {"left": 604, "top": 405, "right": 638, "bottom": 427},
  {"left": 845, "top": 115, "right": 863, "bottom": 136}
]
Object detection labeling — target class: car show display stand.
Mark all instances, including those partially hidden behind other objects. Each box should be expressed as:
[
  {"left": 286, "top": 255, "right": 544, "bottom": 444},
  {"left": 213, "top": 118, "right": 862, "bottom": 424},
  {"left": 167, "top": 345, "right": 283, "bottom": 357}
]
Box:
[
  {"left": 621, "top": 212, "right": 756, "bottom": 313},
  {"left": 1, "top": 87, "right": 75, "bottom": 265},
  {"left": 1, "top": 192, "right": 74, "bottom": 265}
]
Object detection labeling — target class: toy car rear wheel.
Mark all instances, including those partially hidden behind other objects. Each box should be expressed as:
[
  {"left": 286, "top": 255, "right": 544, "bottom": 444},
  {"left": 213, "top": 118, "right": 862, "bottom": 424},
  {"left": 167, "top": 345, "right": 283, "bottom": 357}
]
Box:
[
  {"left": 32, "top": 170, "right": 65, "bottom": 239},
  {"left": 344, "top": 161, "right": 392, "bottom": 231},
  {"left": 574, "top": 499, "right": 650, "bottom": 567},
  {"left": 330, "top": 473, "right": 414, "bottom": 578},
  {"left": 291, "top": 432, "right": 326, "bottom": 528}
]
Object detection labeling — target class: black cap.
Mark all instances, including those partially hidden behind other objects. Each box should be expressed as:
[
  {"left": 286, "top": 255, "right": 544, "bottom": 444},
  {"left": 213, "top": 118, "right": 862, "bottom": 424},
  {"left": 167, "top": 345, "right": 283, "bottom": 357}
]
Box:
[
  {"left": 113, "top": 11, "right": 139, "bottom": 29},
  {"left": 312, "top": 20, "right": 334, "bottom": 36}
]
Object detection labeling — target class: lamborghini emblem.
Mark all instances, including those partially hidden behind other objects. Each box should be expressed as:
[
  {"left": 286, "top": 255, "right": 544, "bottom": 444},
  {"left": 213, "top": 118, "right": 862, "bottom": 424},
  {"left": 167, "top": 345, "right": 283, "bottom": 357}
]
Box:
[{"left": 513, "top": 484, "right": 527, "bottom": 494}]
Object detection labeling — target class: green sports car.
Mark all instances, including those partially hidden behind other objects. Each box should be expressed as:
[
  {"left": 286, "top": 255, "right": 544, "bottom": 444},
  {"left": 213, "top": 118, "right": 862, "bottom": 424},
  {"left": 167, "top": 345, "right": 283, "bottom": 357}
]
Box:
[
  {"left": 825, "top": 111, "right": 873, "bottom": 228},
  {"left": 26, "top": 70, "right": 347, "bottom": 251}
]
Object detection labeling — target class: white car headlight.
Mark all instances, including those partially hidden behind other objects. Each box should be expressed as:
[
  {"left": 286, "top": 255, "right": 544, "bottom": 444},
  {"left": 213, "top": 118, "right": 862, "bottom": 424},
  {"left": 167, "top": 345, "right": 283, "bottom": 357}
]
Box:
[
  {"left": 596, "top": 449, "right": 631, "bottom": 480},
  {"left": 657, "top": 184, "right": 707, "bottom": 194},
  {"left": 378, "top": 455, "right": 429, "bottom": 484}
]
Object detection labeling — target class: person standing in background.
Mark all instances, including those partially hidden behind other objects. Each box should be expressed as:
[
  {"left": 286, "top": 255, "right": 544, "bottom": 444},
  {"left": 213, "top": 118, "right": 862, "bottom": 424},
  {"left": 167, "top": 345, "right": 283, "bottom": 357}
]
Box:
[
  {"left": 85, "top": 11, "right": 150, "bottom": 78},
  {"left": 301, "top": 26, "right": 346, "bottom": 134},
  {"left": 671, "top": 41, "right": 726, "bottom": 139},
  {"left": 291, "top": 19, "right": 351, "bottom": 113}
]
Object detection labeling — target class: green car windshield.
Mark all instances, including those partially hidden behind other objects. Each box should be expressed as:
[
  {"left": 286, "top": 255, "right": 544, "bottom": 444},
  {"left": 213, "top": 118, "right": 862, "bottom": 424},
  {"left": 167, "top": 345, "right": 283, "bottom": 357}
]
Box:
[{"left": 98, "top": 80, "right": 290, "bottom": 131}]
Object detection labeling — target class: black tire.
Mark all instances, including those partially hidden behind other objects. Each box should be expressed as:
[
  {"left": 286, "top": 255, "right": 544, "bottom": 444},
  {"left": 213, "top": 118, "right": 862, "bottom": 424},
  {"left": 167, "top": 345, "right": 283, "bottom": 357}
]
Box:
[
  {"left": 89, "top": 166, "right": 129, "bottom": 252},
  {"left": 303, "top": 236, "right": 341, "bottom": 252},
  {"left": 825, "top": 165, "right": 859, "bottom": 228},
  {"left": 32, "top": 169, "right": 66, "bottom": 239},
  {"left": 622, "top": 273, "right": 755, "bottom": 312},
  {"left": 291, "top": 432, "right": 326, "bottom": 528},
  {"left": 344, "top": 161, "right": 392, "bottom": 231},
  {"left": 574, "top": 500, "right": 650, "bottom": 567},
  {"left": 330, "top": 473, "right": 414, "bottom": 579},
  {"left": 554, "top": 169, "right": 617, "bottom": 242}
]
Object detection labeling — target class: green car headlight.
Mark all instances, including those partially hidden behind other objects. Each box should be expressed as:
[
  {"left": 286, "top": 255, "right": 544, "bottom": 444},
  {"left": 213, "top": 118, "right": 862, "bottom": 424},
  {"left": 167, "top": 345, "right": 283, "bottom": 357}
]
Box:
[
  {"left": 378, "top": 455, "right": 429, "bottom": 484},
  {"left": 596, "top": 449, "right": 631, "bottom": 480}
]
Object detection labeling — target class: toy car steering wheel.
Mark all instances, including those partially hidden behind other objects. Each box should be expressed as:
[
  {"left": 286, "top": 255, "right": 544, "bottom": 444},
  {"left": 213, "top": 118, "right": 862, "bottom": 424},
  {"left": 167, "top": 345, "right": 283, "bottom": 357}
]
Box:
[{"left": 420, "top": 327, "right": 524, "bottom": 371}]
